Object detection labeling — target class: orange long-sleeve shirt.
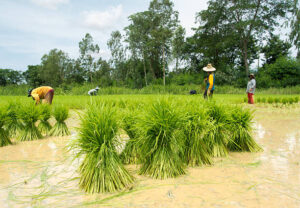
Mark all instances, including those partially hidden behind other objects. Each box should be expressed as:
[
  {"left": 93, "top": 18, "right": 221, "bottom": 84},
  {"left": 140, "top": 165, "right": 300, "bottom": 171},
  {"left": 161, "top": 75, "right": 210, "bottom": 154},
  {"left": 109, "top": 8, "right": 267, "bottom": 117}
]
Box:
[{"left": 31, "top": 86, "right": 53, "bottom": 104}]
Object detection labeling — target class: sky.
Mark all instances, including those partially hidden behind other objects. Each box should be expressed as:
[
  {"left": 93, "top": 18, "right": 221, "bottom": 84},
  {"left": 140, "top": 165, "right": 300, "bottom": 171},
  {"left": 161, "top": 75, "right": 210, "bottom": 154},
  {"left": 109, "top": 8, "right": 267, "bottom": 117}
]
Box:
[{"left": 0, "top": 0, "right": 209, "bottom": 71}]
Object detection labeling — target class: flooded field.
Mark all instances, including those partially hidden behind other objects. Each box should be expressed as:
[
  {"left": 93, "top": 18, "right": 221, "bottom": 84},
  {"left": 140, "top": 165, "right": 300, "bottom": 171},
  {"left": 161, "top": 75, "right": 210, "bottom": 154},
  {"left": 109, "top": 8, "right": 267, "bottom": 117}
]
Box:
[{"left": 1, "top": 107, "right": 300, "bottom": 208}]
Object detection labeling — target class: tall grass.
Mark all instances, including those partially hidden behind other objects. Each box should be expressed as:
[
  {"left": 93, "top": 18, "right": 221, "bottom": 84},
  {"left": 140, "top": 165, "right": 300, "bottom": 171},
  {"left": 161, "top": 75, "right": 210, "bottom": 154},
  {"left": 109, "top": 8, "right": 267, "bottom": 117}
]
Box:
[
  {"left": 71, "top": 104, "right": 134, "bottom": 193},
  {"left": 137, "top": 99, "right": 186, "bottom": 179}
]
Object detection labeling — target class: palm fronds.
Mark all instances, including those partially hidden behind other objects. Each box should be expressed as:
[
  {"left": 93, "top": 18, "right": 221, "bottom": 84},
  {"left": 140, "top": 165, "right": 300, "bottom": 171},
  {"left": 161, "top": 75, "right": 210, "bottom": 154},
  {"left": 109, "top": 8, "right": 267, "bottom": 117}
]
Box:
[
  {"left": 38, "top": 104, "right": 52, "bottom": 135},
  {"left": 138, "top": 99, "right": 186, "bottom": 179},
  {"left": 50, "top": 106, "right": 70, "bottom": 136},
  {"left": 0, "top": 106, "right": 12, "bottom": 147},
  {"left": 228, "top": 107, "right": 262, "bottom": 152},
  {"left": 72, "top": 104, "right": 134, "bottom": 193},
  {"left": 18, "top": 104, "right": 42, "bottom": 141}
]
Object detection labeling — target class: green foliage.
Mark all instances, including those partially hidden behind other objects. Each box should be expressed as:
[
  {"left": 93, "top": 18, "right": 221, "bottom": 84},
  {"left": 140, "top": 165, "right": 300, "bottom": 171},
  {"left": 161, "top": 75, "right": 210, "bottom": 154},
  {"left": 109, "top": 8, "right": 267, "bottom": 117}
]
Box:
[
  {"left": 50, "top": 106, "right": 70, "bottom": 136},
  {"left": 138, "top": 99, "right": 186, "bottom": 179},
  {"left": 18, "top": 104, "right": 42, "bottom": 141},
  {"left": 72, "top": 104, "right": 134, "bottom": 193},
  {"left": 227, "top": 107, "right": 262, "bottom": 152},
  {"left": 38, "top": 105, "right": 52, "bottom": 135},
  {"left": 267, "top": 97, "right": 274, "bottom": 104},
  {"left": 6, "top": 102, "right": 22, "bottom": 136},
  {"left": 0, "top": 106, "right": 12, "bottom": 147}
]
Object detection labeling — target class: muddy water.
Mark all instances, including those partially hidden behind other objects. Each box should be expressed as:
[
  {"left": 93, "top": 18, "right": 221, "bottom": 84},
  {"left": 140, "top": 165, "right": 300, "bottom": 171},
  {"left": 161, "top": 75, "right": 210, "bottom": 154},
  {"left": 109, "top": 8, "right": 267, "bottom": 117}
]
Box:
[{"left": 1, "top": 108, "right": 300, "bottom": 208}]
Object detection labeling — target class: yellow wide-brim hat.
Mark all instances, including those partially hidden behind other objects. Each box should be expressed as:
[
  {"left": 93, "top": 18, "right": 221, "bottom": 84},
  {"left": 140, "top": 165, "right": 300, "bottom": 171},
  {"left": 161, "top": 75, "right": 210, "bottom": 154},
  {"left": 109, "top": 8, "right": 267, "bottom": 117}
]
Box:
[{"left": 203, "top": 64, "right": 216, "bottom": 72}]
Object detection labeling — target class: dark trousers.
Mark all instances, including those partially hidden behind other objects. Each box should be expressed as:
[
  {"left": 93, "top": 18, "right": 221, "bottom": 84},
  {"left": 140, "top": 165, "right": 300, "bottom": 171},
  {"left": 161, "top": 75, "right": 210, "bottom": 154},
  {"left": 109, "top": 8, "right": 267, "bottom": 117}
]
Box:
[{"left": 204, "top": 89, "right": 214, "bottom": 99}]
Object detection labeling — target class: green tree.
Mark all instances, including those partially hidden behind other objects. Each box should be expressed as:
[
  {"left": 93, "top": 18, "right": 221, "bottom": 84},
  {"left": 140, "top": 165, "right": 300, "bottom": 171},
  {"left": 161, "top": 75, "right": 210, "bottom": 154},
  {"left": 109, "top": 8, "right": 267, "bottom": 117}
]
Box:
[
  {"left": 23, "top": 65, "right": 44, "bottom": 87},
  {"left": 78, "top": 33, "right": 100, "bottom": 82},
  {"left": 262, "top": 35, "right": 291, "bottom": 64},
  {"left": 0, "top": 69, "right": 23, "bottom": 86},
  {"left": 172, "top": 26, "right": 186, "bottom": 72},
  {"left": 289, "top": 0, "right": 300, "bottom": 58}
]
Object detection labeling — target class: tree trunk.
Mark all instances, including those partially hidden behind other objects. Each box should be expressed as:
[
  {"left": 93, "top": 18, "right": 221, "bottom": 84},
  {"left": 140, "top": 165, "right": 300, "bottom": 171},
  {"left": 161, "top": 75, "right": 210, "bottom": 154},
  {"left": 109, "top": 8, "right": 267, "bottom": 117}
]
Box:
[
  {"left": 242, "top": 39, "right": 249, "bottom": 75},
  {"left": 175, "top": 57, "right": 178, "bottom": 72},
  {"left": 149, "top": 59, "right": 156, "bottom": 79},
  {"left": 163, "top": 47, "right": 165, "bottom": 86},
  {"left": 142, "top": 51, "right": 148, "bottom": 86}
]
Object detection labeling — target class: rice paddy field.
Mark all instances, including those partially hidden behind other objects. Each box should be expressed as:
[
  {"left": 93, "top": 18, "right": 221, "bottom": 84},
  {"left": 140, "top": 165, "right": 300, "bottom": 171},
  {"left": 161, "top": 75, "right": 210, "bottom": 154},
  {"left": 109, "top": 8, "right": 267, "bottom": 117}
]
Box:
[{"left": 0, "top": 94, "right": 300, "bottom": 208}]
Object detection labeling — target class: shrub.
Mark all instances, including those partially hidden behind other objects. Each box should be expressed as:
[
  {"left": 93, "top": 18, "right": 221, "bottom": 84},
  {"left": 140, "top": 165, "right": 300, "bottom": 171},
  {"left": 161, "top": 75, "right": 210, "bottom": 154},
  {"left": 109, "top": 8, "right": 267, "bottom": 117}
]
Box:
[
  {"left": 50, "top": 106, "right": 70, "bottom": 136},
  {"left": 71, "top": 104, "right": 134, "bottom": 193}
]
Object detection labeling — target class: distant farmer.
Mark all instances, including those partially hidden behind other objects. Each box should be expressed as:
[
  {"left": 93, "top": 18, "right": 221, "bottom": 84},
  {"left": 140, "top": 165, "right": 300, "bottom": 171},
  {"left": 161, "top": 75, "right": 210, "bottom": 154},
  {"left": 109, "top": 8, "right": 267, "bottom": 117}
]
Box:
[
  {"left": 88, "top": 86, "right": 100, "bottom": 96},
  {"left": 203, "top": 64, "right": 216, "bottom": 99},
  {"left": 246, "top": 74, "right": 256, "bottom": 104},
  {"left": 28, "top": 86, "right": 54, "bottom": 105}
]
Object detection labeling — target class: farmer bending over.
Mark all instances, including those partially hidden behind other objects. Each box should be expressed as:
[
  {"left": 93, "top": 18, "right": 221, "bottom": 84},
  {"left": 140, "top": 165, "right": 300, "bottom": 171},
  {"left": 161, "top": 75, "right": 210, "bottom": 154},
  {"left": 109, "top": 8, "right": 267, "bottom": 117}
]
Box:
[
  {"left": 246, "top": 74, "right": 256, "bottom": 104},
  {"left": 88, "top": 86, "right": 100, "bottom": 96},
  {"left": 203, "top": 64, "right": 216, "bottom": 99},
  {"left": 28, "top": 86, "right": 54, "bottom": 105}
]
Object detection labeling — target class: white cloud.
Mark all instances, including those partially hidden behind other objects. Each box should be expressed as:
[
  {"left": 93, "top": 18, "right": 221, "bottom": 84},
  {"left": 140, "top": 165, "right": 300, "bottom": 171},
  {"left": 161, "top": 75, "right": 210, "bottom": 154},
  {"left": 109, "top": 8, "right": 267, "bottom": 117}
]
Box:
[
  {"left": 30, "top": 0, "right": 70, "bottom": 10},
  {"left": 82, "top": 5, "right": 123, "bottom": 30}
]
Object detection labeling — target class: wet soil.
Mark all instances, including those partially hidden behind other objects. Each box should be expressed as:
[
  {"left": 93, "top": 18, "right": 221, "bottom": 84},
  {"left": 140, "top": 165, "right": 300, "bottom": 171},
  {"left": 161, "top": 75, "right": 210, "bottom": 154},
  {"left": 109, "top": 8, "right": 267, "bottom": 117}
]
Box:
[{"left": 0, "top": 107, "right": 300, "bottom": 208}]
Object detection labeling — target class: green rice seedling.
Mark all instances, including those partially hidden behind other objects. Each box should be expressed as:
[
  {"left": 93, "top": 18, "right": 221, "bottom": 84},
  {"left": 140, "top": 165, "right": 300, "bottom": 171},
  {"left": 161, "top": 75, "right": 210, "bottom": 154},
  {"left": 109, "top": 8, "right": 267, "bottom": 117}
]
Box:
[
  {"left": 267, "top": 97, "right": 274, "bottom": 104},
  {"left": 184, "top": 106, "right": 212, "bottom": 166},
  {"left": 274, "top": 97, "right": 280, "bottom": 104},
  {"left": 0, "top": 106, "right": 12, "bottom": 147},
  {"left": 228, "top": 107, "right": 262, "bottom": 152},
  {"left": 261, "top": 97, "right": 266, "bottom": 103},
  {"left": 50, "top": 106, "right": 70, "bottom": 136},
  {"left": 294, "top": 97, "right": 299, "bottom": 103},
  {"left": 257, "top": 97, "right": 261, "bottom": 103},
  {"left": 243, "top": 97, "right": 247, "bottom": 103},
  {"left": 71, "top": 104, "right": 134, "bottom": 193},
  {"left": 282, "top": 98, "right": 288, "bottom": 105},
  {"left": 137, "top": 99, "right": 186, "bottom": 179},
  {"left": 204, "top": 102, "right": 231, "bottom": 157},
  {"left": 38, "top": 105, "right": 52, "bottom": 135},
  {"left": 6, "top": 102, "right": 22, "bottom": 137},
  {"left": 120, "top": 109, "right": 140, "bottom": 164},
  {"left": 288, "top": 97, "right": 294, "bottom": 104},
  {"left": 18, "top": 104, "right": 42, "bottom": 141}
]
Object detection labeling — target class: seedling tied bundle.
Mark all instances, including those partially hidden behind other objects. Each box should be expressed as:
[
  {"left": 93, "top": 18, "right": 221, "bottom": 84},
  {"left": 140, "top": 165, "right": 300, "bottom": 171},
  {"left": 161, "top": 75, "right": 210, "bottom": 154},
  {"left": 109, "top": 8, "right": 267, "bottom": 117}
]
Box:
[
  {"left": 50, "top": 106, "right": 70, "bottom": 136},
  {"left": 0, "top": 106, "right": 12, "bottom": 147},
  {"left": 38, "top": 104, "right": 52, "bottom": 135},
  {"left": 71, "top": 104, "right": 134, "bottom": 193}
]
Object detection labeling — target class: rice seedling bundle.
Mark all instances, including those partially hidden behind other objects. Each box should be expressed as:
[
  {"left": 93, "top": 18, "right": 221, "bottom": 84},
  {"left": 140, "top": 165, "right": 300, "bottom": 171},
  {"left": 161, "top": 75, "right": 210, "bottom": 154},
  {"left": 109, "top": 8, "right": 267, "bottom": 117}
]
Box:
[
  {"left": 72, "top": 104, "right": 134, "bottom": 193},
  {"left": 50, "top": 106, "right": 70, "bottom": 136},
  {"left": 227, "top": 107, "right": 262, "bottom": 152},
  {"left": 6, "top": 102, "right": 22, "bottom": 137},
  {"left": 184, "top": 106, "right": 212, "bottom": 166},
  {"left": 282, "top": 98, "right": 288, "bottom": 105},
  {"left": 138, "top": 99, "right": 186, "bottom": 179},
  {"left": 38, "top": 104, "right": 52, "bottom": 135},
  {"left": 267, "top": 97, "right": 274, "bottom": 104},
  {"left": 257, "top": 97, "right": 261, "bottom": 103},
  {"left": 288, "top": 97, "right": 294, "bottom": 104},
  {"left": 204, "top": 103, "right": 231, "bottom": 157},
  {"left": 18, "top": 104, "right": 42, "bottom": 141},
  {"left": 0, "top": 106, "right": 12, "bottom": 147},
  {"left": 120, "top": 109, "right": 140, "bottom": 164},
  {"left": 261, "top": 97, "right": 266, "bottom": 103},
  {"left": 294, "top": 97, "right": 299, "bottom": 103},
  {"left": 274, "top": 97, "right": 280, "bottom": 104}
]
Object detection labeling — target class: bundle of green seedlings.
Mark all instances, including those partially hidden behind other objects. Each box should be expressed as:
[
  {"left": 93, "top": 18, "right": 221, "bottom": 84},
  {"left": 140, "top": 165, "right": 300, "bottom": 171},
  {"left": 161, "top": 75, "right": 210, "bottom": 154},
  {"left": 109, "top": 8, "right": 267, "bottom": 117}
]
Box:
[
  {"left": 137, "top": 99, "right": 186, "bottom": 179},
  {"left": 71, "top": 104, "right": 134, "bottom": 193},
  {"left": 120, "top": 108, "right": 141, "bottom": 164},
  {"left": 184, "top": 105, "right": 213, "bottom": 166},
  {"left": 38, "top": 104, "right": 52, "bottom": 135},
  {"left": 18, "top": 104, "right": 42, "bottom": 141},
  {"left": 227, "top": 107, "right": 262, "bottom": 152},
  {"left": 6, "top": 102, "right": 22, "bottom": 137},
  {"left": 0, "top": 106, "right": 12, "bottom": 147},
  {"left": 204, "top": 102, "right": 231, "bottom": 157},
  {"left": 50, "top": 106, "right": 70, "bottom": 136}
]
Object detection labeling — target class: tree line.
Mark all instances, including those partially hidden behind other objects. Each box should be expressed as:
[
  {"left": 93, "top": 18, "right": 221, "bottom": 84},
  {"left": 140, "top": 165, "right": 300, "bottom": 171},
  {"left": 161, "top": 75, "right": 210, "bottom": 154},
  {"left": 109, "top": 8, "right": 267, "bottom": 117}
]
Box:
[{"left": 1, "top": 0, "right": 299, "bottom": 89}]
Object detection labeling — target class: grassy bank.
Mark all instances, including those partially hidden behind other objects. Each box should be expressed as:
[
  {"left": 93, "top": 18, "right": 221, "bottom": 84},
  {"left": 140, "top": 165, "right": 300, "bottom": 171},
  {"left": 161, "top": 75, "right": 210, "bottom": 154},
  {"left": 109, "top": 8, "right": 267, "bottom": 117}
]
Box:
[{"left": 1, "top": 84, "right": 300, "bottom": 96}]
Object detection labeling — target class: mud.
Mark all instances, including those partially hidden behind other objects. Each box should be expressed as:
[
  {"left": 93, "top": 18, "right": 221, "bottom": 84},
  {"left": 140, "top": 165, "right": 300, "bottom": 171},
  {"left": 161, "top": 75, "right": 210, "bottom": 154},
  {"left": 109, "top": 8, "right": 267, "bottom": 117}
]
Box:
[{"left": 0, "top": 108, "right": 300, "bottom": 208}]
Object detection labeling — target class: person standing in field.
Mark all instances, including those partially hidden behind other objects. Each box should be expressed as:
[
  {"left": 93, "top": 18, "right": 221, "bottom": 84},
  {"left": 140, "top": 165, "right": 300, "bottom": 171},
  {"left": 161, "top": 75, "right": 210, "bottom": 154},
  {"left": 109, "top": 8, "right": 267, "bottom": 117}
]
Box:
[
  {"left": 203, "top": 64, "right": 216, "bottom": 99},
  {"left": 246, "top": 74, "right": 256, "bottom": 104},
  {"left": 28, "top": 86, "right": 54, "bottom": 105}
]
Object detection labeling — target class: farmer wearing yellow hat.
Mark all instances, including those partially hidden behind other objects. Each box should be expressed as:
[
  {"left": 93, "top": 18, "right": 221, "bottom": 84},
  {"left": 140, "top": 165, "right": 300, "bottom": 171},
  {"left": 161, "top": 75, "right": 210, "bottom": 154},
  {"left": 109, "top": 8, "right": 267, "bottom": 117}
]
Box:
[
  {"left": 203, "top": 64, "right": 216, "bottom": 99},
  {"left": 28, "top": 86, "right": 54, "bottom": 105}
]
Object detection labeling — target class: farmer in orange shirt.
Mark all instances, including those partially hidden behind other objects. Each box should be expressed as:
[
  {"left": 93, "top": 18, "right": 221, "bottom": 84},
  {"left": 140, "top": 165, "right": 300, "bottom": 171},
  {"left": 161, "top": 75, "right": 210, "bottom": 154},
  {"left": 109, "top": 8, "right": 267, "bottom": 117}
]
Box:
[{"left": 28, "top": 86, "right": 54, "bottom": 105}]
